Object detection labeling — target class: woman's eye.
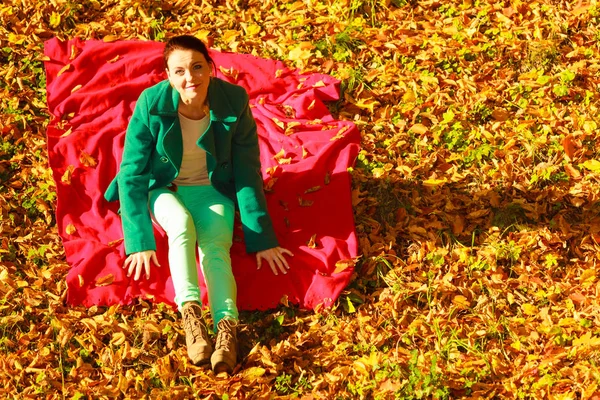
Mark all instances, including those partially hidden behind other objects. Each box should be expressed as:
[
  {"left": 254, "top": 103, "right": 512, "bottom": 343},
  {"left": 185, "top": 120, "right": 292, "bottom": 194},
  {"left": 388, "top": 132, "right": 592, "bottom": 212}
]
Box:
[
  {"left": 193, "top": 65, "right": 202, "bottom": 70},
  {"left": 175, "top": 70, "right": 184, "bottom": 75}
]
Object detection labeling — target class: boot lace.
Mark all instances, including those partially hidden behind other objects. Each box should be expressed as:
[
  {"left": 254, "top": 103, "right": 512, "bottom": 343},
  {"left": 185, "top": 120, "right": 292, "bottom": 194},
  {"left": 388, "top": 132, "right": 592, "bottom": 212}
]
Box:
[
  {"left": 183, "top": 304, "right": 206, "bottom": 342},
  {"left": 215, "top": 319, "right": 236, "bottom": 351}
]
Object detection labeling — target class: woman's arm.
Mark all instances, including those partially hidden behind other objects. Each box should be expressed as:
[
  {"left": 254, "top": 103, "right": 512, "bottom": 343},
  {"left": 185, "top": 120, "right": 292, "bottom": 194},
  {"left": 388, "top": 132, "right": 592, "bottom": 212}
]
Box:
[{"left": 117, "top": 91, "right": 158, "bottom": 255}]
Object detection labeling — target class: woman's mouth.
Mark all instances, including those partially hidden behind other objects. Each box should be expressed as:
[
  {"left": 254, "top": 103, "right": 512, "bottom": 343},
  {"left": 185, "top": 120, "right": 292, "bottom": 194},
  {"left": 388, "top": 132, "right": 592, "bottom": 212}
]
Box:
[{"left": 185, "top": 84, "right": 198, "bottom": 90}]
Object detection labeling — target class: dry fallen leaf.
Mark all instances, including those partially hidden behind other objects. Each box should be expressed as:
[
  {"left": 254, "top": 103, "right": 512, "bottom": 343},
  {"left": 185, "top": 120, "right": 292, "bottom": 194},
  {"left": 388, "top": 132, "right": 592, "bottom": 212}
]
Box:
[{"left": 95, "top": 274, "right": 114, "bottom": 287}]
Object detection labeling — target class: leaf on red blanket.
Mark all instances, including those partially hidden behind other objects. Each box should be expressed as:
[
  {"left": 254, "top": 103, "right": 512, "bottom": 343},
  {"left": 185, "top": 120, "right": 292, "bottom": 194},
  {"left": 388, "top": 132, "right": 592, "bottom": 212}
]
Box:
[
  {"left": 69, "top": 45, "right": 79, "bottom": 60},
  {"left": 107, "top": 55, "right": 120, "bottom": 63},
  {"left": 79, "top": 151, "right": 97, "bottom": 167},
  {"left": 219, "top": 65, "right": 238, "bottom": 80},
  {"left": 61, "top": 165, "right": 74, "bottom": 184},
  {"left": 60, "top": 127, "right": 73, "bottom": 138},
  {"left": 65, "top": 224, "right": 76, "bottom": 235},
  {"left": 307, "top": 234, "right": 318, "bottom": 248},
  {"left": 57, "top": 64, "right": 73, "bottom": 77},
  {"left": 279, "top": 200, "right": 289, "bottom": 211},
  {"left": 324, "top": 171, "right": 331, "bottom": 185},
  {"left": 297, "top": 196, "right": 313, "bottom": 207},
  {"left": 95, "top": 274, "right": 114, "bottom": 287},
  {"left": 107, "top": 238, "right": 124, "bottom": 247},
  {"left": 272, "top": 117, "right": 285, "bottom": 130},
  {"left": 71, "top": 84, "right": 82, "bottom": 93},
  {"left": 333, "top": 259, "right": 355, "bottom": 274},
  {"left": 304, "top": 186, "right": 321, "bottom": 194},
  {"left": 331, "top": 125, "right": 349, "bottom": 141}
]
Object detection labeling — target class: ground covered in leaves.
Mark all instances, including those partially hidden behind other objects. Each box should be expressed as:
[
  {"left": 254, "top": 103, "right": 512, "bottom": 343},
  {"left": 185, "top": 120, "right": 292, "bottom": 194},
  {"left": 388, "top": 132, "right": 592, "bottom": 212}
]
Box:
[{"left": 2, "top": 0, "right": 600, "bottom": 398}]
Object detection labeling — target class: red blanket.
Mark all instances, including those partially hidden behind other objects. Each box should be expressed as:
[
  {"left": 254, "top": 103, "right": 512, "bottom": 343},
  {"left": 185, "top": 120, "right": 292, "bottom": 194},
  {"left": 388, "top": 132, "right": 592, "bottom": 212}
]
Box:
[{"left": 44, "top": 38, "right": 360, "bottom": 310}]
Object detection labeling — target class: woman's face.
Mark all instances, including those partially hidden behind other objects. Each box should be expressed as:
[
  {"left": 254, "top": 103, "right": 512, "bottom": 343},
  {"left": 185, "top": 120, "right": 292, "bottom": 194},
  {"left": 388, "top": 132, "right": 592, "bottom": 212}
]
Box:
[{"left": 166, "top": 48, "right": 211, "bottom": 105}]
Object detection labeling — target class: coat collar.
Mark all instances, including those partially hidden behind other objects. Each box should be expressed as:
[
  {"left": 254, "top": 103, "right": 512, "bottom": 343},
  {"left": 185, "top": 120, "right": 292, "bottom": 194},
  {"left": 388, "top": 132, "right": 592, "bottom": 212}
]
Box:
[{"left": 148, "top": 78, "right": 238, "bottom": 123}]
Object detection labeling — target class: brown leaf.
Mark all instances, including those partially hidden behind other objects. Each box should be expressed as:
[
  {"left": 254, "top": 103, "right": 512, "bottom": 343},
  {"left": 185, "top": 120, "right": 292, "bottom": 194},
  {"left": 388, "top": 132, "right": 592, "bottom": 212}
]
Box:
[
  {"left": 298, "top": 196, "right": 314, "bottom": 207},
  {"left": 562, "top": 135, "right": 577, "bottom": 158},
  {"left": 304, "top": 186, "right": 321, "bottom": 194}
]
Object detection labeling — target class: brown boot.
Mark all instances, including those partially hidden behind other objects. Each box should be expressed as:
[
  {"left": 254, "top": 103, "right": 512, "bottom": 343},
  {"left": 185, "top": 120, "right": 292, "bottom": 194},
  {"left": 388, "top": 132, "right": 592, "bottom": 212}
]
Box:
[
  {"left": 181, "top": 302, "right": 212, "bottom": 365},
  {"left": 211, "top": 318, "right": 238, "bottom": 373}
]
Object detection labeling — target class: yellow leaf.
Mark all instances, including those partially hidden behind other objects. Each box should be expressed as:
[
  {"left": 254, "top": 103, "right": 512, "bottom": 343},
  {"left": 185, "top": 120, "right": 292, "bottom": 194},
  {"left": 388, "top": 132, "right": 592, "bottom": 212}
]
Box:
[
  {"left": 581, "top": 160, "right": 600, "bottom": 172},
  {"left": 409, "top": 123, "right": 428, "bottom": 134},
  {"left": 307, "top": 99, "right": 315, "bottom": 110},
  {"left": 57, "top": 64, "right": 73, "bottom": 77},
  {"left": 452, "top": 295, "right": 471, "bottom": 309},
  {"left": 333, "top": 259, "right": 356, "bottom": 274},
  {"left": 61, "top": 165, "right": 74, "bottom": 184},
  {"left": 521, "top": 303, "right": 538, "bottom": 316},
  {"left": 272, "top": 117, "right": 285, "bottom": 130},
  {"left": 65, "top": 224, "right": 76, "bottom": 235},
  {"left": 69, "top": 45, "right": 79, "bottom": 60},
  {"left": 78, "top": 275, "right": 84, "bottom": 287},
  {"left": 60, "top": 127, "right": 73, "bottom": 138},
  {"left": 103, "top": 35, "right": 118, "bottom": 43},
  {"left": 71, "top": 84, "right": 82, "bottom": 93},
  {"left": 423, "top": 178, "right": 447, "bottom": 187},
  {"left": 107, "top": 55, "right": 120, "bottom": 63},
  {"left": 581, "top": 268, "right": 596, "bottom": 288}
]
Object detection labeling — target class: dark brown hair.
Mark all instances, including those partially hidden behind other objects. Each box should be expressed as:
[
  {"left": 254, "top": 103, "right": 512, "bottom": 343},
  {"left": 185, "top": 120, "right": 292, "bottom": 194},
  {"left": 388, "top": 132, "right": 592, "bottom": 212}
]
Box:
[{"left": 163, "top": 35, "right": 214, "bottom": 71}]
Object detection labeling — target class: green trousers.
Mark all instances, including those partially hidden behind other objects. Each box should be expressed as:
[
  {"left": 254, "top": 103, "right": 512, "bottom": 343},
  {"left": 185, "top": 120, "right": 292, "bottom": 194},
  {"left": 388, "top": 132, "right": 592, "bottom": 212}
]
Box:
[{"left": 149, "top": 185, "right": 239, "bottom": 328}]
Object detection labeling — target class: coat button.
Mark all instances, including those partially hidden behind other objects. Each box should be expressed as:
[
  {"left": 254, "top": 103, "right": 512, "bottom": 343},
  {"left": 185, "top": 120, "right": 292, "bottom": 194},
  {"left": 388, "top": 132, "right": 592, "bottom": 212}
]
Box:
[{"left": 160, "top": 156, "right": 168, "bottom": 163}]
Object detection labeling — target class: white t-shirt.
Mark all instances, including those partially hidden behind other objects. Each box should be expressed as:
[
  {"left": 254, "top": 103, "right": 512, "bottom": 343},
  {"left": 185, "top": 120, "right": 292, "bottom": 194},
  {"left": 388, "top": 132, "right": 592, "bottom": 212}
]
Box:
[{"left": 173, "top": 113, "right": 211, "bottom": 186}]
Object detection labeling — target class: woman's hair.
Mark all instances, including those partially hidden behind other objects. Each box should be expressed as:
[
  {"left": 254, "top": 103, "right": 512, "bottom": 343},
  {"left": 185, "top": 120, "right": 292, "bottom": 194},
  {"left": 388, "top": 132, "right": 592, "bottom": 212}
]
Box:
[{"left": 163, "top": 35, "right": 214, "bottom": 70}]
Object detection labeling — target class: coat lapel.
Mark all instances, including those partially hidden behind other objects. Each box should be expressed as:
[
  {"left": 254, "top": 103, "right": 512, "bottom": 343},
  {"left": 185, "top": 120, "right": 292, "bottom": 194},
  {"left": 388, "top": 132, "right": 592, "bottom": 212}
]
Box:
[{"left": 148, "top": 78, "right": 239, "bottom": 166}]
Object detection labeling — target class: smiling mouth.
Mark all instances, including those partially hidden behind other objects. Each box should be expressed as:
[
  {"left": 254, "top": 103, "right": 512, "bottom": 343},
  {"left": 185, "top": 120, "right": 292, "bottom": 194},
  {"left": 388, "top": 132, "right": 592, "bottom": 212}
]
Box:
[{"left": 185, "top": 84, "right": 199, "bottom": 90}]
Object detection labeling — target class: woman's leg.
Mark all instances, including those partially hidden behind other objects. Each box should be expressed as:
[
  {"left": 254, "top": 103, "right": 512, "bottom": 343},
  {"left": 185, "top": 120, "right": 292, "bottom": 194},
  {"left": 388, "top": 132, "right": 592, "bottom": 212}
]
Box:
[
  {"left": 177, "top": 185, "right": 238, "bottom": 329},
  {"left": 148, "top": 187, "right": 201, "bottom": 308}
]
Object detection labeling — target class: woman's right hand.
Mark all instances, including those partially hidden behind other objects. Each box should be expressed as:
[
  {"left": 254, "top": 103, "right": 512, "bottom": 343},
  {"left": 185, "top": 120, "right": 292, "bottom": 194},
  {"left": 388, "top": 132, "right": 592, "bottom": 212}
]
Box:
[{"left": 124, "top": 250, "right": 161, "bottom": 281}]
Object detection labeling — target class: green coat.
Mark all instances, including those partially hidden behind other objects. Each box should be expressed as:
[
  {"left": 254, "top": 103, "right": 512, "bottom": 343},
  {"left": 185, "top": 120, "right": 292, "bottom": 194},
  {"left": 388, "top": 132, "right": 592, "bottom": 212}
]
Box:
[{"left": 104, "top": 78, "right": 278, "bottom": 255}]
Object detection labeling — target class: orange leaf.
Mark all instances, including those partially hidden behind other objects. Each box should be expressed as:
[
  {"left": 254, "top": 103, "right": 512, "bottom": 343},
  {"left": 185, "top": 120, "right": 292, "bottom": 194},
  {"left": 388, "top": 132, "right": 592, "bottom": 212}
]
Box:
[
  {"left": 71, "top": 84, "right": 82, "bottom": 93},
  {"left": 78, "top": 275, "right": 84, "bottom": 287},
  {"left": 57, "top": 64, "right": 73, "bottom": 77},
  {"left": 107, "top": 55, "right": 120, "bottom": 63},
  {"left": 333, "top": 259, "right": 356, "bottom": 274},
  {"left": 307, "top": 234, "right": 318, "bottom": 248},
  {"left": 562, "top": 135, "right": 577, "bottom": 158},
  {"left": 79, "top": 151, "right": 97, "bottom": 167},
  {"left": 95, "top": 274, "right": 114, "bottom": 287},
  {"left": 103, "top": 35, "right": 118, "bottom": 42}
]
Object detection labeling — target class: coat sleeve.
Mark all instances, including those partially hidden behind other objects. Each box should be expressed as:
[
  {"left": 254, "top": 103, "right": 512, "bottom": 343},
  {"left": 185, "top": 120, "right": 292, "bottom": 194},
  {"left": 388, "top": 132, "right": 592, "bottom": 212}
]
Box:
[
  {"left": 232, "top": 96, "right": 279, "bottom": 253},
  {"left": 117, "top": 91, "right": 157, "bottom": 255}
]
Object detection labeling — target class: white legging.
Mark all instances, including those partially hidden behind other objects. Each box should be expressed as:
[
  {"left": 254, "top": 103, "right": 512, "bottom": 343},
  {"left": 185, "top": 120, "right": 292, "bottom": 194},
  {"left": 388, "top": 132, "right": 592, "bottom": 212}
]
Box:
[{"left": 149, "top": 184, "right": 239, "bottom": 328}]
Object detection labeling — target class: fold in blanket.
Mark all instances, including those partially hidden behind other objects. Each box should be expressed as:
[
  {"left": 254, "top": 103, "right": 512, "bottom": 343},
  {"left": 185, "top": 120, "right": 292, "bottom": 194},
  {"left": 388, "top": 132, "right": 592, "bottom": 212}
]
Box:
[{"left": 44, "top": 38, "right": 360, "bottom": 310}]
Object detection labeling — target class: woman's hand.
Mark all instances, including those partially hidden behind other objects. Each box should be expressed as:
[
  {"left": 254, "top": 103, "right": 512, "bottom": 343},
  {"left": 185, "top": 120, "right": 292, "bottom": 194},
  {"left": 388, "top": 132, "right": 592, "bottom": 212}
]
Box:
[
  {"left": 256, "top": 247, "right": 294, "bottom": 276},
  {"left": 124, "top": 250, "right": 160, "bottom": 281}
]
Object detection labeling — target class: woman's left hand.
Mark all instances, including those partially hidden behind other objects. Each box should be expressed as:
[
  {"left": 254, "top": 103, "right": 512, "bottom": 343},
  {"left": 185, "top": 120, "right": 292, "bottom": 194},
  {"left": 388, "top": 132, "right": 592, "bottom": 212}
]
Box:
[{"left": 256, "top": 247, "right": 294, "bottom": 276}]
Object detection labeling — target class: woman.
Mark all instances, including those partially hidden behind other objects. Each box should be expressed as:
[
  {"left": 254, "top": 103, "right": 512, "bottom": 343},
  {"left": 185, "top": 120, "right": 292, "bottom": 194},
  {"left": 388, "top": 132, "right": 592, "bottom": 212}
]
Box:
[{"left": 104, "top": 35, "right": 293, "bottom": 373}]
